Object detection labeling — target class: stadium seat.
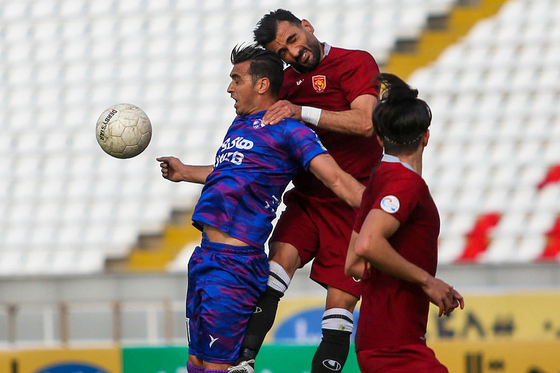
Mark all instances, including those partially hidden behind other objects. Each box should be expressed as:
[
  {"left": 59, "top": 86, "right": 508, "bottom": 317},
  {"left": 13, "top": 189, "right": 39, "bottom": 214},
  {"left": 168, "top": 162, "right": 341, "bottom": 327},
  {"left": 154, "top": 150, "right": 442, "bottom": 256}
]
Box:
[{"left": 3, "top": 0, "right": 558, "bottom": 273}]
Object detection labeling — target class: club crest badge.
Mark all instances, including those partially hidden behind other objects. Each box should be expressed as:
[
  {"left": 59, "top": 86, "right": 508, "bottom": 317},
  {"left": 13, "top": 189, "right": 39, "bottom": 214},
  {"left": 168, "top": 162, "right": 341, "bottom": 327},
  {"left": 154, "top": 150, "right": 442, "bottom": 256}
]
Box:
[{"left": 312, "top": 75, "right": 327, "bottom": 93}]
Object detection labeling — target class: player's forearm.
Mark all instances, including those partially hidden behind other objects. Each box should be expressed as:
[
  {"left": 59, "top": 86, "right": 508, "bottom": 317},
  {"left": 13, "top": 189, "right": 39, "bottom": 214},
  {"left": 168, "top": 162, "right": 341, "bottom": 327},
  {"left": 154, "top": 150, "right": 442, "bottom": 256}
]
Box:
[
  {"left": 355, "top": 236, "right": 430, "bottom": 286},
  {"left": 329, "top": 172, "right": 364, "bottom": 208},
  {"left": 345, "top": 232, "right": 366, "bottom": 278},
  {"left": 181, "top": 165, "right": 213, "bottom": 184},
  {"left": 309, "top": 154, "right": 364, "bottom": 207},
  {"left": 316, "top": 108, "right": 374, "bottom": 137}
]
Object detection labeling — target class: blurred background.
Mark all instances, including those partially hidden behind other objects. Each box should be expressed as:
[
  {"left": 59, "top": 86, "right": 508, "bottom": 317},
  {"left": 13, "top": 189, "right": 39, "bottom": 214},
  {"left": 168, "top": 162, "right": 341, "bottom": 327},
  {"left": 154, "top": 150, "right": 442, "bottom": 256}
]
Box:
[{"left": 1, "top": 0, "right": 559, "bottom": 372}]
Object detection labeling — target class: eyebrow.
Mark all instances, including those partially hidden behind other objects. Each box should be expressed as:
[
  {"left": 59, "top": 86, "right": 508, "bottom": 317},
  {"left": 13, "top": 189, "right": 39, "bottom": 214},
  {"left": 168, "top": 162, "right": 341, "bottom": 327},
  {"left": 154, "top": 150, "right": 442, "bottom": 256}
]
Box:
[
  {"left": 230, "top": 73, "right": 241, "bottom": 79},
  {"left": 286, "top": 33, "right": 297, "bottom": 44}
]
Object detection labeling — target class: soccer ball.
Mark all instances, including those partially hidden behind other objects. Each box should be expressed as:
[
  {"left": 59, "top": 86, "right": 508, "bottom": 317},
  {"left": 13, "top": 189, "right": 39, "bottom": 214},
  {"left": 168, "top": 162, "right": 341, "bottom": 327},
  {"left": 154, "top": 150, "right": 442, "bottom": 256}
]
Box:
[{"left": 95, "top": 103, "right": 152, "bottom": 159}]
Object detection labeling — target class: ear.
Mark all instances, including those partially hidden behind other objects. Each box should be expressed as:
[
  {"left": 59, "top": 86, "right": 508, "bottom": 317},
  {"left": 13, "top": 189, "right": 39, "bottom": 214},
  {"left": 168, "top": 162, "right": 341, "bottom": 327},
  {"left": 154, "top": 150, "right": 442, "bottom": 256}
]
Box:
[
  {"left": 422, "top": 129, "right": 430, "bottom": 147},
  {"left": 376, "top": 135, "right": 384, "bottom": 148},
  {"left": 255, "top": 77, "right": 271, "bottom": 95},
  {"left": 301, "top": 19, "right": 315, "bottom": 34}
]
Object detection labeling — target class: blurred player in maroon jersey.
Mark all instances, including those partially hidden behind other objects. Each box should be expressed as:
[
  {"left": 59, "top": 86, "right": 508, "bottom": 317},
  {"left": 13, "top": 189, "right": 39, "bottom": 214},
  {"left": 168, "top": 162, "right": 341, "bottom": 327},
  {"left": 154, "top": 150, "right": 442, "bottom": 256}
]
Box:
[
  {"left": 345, "top": 73, "right": 464, "bottom": 373},
  {"left": 229, "top": 9, "right": 381, "bottom": 373}
]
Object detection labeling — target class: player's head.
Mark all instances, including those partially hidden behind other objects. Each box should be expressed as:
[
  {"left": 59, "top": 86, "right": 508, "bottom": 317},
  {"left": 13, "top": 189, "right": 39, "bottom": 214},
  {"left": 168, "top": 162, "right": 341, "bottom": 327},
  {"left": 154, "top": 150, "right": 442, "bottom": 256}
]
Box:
[
  {"left": 373, "top": 73, "right": 432, "bottom": 155},
  {"left": 254, "top": 9, "right": 322, "bottom": 73},
  {"left": 228, "top": 44, "right": 284, "bottom": 116}
]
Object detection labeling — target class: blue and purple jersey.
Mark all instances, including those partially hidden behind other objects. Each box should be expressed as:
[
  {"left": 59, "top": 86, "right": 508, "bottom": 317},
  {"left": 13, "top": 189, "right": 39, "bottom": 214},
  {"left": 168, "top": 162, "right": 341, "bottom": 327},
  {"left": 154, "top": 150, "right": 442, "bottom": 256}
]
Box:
[{"left": 192, "top": 110, "right": 328, "bottom": 248}]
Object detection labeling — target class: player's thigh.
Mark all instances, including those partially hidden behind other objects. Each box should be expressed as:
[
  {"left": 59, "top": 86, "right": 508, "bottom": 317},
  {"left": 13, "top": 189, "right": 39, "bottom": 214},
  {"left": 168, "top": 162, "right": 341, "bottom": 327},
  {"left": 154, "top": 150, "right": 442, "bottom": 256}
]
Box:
[
  {"left": 188, "top": 247, "right": 268, "bottom": 364},
  {"left": 271, "top": 192, "right": 320, "bottom": 266},
  {"left": 309, "top": 200, "right": 361, "bottom": 297}
]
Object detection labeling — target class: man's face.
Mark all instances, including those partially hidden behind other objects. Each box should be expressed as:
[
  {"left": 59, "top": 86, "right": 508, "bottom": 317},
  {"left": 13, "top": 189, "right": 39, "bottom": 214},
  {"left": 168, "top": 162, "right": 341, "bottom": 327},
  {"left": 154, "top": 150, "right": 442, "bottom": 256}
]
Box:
[
  {"left": 227, "top": 61, "right": 258, "bottom": 116},
  {"left": 266, "top": 20, "right": 322, "bottom": 73}
]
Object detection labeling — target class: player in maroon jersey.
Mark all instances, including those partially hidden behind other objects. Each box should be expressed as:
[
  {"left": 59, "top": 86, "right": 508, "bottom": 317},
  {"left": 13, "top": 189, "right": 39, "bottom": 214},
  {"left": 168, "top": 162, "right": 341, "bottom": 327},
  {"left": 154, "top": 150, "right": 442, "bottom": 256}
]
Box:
[
  {"left": 345, "top": 73, "right": 464, "bottom": 372},
  {"left": 229, "top": 9, "right": 381, "bottom": 373}
]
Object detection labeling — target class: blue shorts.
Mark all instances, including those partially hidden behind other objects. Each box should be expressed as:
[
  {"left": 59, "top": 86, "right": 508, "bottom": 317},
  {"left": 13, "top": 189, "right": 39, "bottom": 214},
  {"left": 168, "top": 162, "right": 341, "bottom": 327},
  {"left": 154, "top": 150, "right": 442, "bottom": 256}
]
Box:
[{"left": 186, "top": 233, "right": 268, "bottom": 364}]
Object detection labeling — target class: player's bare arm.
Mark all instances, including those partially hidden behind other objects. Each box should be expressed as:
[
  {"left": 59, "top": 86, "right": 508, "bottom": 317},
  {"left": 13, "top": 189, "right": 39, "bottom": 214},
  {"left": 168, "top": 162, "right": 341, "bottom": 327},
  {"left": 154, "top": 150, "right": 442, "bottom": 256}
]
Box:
[
  {"left": 355, "top": 209, "right": 465, "bottom": 316},
  {"left": 345, "top": 231, "right": 366, "bottom": 279},
  {"left": 156, "top": 157, "right": 212, "bottom": 184},
  {"left": 262, "top": 94, "right": 377, "bottom": 137},
  {"left": 308, "top": 153, "right": 364, "bottom": 208}
]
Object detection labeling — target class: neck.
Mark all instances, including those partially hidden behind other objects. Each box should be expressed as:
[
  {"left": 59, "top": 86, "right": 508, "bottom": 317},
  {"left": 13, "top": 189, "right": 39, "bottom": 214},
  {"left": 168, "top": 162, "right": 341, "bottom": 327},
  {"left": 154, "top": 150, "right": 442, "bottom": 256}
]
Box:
[
  {"left": 246, "top": 96, "right": 277, "bottom": 116},
  {"left": 389, "top": 151, "right": 423, "bottom": 176}
]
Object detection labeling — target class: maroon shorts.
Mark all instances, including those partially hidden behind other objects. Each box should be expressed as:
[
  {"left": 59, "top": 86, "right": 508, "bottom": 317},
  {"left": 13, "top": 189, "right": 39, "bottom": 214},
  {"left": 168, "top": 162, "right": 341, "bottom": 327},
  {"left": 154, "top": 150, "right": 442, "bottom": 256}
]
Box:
[
  {"left": 270, "top": 190, "right": 361, "bottom": 298},
  {"left": 356, "top": 344, "right": 448, "bottom": 373}
]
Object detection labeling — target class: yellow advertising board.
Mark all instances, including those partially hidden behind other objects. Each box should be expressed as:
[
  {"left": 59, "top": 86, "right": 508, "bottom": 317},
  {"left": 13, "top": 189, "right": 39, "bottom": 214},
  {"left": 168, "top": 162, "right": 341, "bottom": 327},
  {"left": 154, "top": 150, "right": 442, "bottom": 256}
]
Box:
[
  {"left": 0, "top": 346, "right": 122, "bottom": 373},
  {"left": 426, "top": 290, "right": 560, "bottom": 342},
  {"left": 432, "top": 340, "right": 560, "bottom": 373},
  {"left": 274, "top": 290, "right": 560, "bottom": 343}
]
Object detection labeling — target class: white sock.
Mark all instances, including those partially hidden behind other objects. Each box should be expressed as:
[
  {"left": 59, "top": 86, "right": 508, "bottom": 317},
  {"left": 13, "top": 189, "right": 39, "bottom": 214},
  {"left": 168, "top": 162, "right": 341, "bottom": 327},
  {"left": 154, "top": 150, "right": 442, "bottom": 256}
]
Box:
[
  {"left": 321, "top": 308, "right": 354, "bottom": 332},
  {"left": 267, "top": 261, "right": 291, "bottom": 294}
]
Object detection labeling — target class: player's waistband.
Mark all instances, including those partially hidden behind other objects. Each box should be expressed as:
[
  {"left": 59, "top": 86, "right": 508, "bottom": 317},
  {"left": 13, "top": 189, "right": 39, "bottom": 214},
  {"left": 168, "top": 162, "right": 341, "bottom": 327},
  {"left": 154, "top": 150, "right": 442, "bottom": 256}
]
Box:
[{"left": 200, "top": 232, "right": 264, "bottom": 255}]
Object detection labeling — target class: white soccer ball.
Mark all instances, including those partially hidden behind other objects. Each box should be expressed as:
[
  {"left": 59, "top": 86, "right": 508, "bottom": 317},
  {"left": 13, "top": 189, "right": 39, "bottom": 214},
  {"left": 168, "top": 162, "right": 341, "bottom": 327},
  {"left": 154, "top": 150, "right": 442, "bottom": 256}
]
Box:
[{"left": 95, "top": 103, "right": 152, "bottom": 159}]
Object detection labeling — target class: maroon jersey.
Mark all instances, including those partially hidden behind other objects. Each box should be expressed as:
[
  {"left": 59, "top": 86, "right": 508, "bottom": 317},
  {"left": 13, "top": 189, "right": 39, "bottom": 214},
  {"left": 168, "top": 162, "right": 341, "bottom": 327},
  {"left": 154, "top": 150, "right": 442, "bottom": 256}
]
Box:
[
  {"left": 280, "top": 44, "right": 382, "bottom": 198},
  {"left": 353, "top": 155, "right": 440, "bottom": 351}
]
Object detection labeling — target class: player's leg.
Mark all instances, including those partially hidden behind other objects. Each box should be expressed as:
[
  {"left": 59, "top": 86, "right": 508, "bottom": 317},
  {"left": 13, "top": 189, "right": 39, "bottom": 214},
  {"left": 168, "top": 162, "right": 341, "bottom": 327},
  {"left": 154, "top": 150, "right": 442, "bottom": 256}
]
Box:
[
  {"left": 306, "top": 199, "right": 361, "bottom": 373},
  {"left": 232, "top": 192, "right": 319, "bottom": 372},
  {"left": 311, "top": 287, "right": 358, "bottom": 373},
  {"left": 192, "top": 236, "right": 268, "bottom": 372},
  {"left": 232, "top": 241, "right": 300, "bottom": 368},
  {"left": 187, "top": 355, "right": 205, "bottom": 373}
]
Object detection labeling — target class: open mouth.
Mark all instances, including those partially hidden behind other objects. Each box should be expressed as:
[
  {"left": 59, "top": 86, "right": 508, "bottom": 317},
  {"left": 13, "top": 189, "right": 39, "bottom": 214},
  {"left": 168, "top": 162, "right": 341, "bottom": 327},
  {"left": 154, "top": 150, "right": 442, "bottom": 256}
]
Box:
[{"left": 298, "top": 49, "right": 310, "bottom": 65}]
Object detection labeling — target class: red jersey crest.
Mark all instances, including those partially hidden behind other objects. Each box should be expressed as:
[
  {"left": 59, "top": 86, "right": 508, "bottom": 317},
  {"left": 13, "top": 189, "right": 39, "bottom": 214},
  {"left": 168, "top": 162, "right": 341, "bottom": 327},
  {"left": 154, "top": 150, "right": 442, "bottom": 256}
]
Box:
[{"left": 312, "top": 75, "right": 327, "bottom": 93}]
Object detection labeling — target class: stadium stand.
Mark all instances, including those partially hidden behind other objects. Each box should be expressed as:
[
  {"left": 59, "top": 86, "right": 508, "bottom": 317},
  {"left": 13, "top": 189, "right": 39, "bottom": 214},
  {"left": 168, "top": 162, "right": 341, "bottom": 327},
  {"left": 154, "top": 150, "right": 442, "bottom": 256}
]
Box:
[
  {"left": 1, "top": 0, "right": 558, "bottom": 275},
  {"left": 408, "top": 0, "right": 560, "bottom": 263},
  {"left": 0, "top": 0, "right": 456, "bottom": 275}
]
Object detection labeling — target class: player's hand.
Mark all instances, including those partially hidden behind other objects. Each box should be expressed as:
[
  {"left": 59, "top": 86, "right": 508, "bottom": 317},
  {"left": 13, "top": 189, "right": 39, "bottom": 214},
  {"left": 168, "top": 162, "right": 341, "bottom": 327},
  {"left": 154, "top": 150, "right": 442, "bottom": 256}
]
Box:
[
  {"left": 421, "top": 276, "right": 465, "bottom": 317},
  {"left": 262, "top": 100, "right": 302, "bottom": 125},
  {"left": 156, "top": 156, "right": 185, "bottom": 182}
]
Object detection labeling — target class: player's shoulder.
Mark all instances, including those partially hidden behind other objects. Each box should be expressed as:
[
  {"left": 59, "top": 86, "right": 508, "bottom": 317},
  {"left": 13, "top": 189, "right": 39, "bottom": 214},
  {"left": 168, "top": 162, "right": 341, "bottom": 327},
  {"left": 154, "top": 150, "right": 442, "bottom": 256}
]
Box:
[
  {"left": 330, "top": 46, "right": 376, "bottom": 62},
  {"left": 277, "top": 117, "right": 312, "bottom": 132},
  {"left": 379, "top": 161, "right": 424, "bottom": 188}
]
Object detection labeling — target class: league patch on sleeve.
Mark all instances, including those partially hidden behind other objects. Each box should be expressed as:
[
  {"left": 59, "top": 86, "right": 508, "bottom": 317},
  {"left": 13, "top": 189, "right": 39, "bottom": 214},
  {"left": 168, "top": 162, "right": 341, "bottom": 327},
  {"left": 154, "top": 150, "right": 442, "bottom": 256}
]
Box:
[{"left": 380, "top": 195, "right": 400, "bottom": 213}]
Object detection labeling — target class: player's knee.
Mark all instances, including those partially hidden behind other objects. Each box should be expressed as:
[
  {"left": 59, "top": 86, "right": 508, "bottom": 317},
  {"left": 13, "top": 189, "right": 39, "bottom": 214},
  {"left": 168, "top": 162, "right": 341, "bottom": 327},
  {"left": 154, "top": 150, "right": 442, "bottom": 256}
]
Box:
[
  {"left": 268, "top": 242, "right": 301, "bottom": 276},
  {"left": 325, "top": 287, "right": 359, "bottom": 312}
]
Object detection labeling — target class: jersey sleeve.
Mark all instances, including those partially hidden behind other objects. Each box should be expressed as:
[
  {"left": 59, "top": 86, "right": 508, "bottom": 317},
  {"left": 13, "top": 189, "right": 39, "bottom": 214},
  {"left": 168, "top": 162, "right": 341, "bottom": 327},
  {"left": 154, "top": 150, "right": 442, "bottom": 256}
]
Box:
[
  {"left": 372, "top": 175, "right": 423, "bottom": 225},
  {"left": 340, "top": 51, "right": 380, "bottom": 104},
  {"left": 283, "top": 119, "right": 328, "bottom": 170}
]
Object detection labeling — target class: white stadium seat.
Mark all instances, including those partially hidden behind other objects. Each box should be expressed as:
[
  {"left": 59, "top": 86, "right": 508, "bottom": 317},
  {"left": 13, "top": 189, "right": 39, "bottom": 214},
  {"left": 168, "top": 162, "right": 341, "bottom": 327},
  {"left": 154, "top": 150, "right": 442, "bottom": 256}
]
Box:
[{"left": 2, "top": 0, "right": 559, "bottom": 273}]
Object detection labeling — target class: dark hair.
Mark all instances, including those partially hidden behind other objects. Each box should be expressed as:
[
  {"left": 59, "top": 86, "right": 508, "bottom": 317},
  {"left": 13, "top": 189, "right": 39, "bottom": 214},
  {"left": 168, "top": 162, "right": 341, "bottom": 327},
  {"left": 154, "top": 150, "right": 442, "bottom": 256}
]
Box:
[
  {"left": 254, "top": 9, "right": 302, "bottom": 47},
  {"left": 373, "top": 73, "right": 432, "bottom": 155},
  {"left": 230, "top": 44, "right": 284, "bottom": 97}
]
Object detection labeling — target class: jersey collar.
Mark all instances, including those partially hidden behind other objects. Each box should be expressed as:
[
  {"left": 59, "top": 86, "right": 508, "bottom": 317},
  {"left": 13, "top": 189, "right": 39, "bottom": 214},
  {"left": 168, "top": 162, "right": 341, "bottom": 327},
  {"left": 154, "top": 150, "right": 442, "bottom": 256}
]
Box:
[
  {"left": 323, "top": 42, "right": 331, "bottom": 58},
  {"left": 382, "top": 154, "right": 414, "bottom": 172}
]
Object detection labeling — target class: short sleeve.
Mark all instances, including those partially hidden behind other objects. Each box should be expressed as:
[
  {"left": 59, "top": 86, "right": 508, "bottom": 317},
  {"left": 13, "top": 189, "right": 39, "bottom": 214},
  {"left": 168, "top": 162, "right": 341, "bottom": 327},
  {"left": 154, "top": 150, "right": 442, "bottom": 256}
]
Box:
[
  {"left": 372, "top": 175, "right": 423, "bottom": 224},
  {"left": 283, "top": 120, "right": 328, "bottom": 169},
  {"left": 340, "top": 51, "right": 380, "bottom": 104}
]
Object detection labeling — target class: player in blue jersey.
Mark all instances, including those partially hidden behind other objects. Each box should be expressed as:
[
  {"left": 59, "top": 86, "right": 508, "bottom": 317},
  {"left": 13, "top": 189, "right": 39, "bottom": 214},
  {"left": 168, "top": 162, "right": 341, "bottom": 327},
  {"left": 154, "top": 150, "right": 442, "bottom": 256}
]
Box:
[{"left": 157, "top": 45, "right": 365, "bottom": 373}]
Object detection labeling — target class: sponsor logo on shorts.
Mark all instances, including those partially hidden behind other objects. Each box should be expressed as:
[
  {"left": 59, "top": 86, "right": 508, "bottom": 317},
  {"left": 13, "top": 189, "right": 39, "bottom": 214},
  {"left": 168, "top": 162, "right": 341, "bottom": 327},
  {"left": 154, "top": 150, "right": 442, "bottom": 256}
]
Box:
[
  {"left": 380, "top": 195, "right": 400, "bottom": 213},
  {"left": 209, "top": 334, "right": 219, "bottom": 348},
  {"left": 322, "top": 359, "right": 342, "bottom": 371},
  {"left": 254, "top": 306, "right": 263, "bottom": 313}
]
